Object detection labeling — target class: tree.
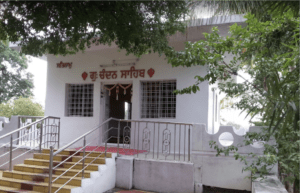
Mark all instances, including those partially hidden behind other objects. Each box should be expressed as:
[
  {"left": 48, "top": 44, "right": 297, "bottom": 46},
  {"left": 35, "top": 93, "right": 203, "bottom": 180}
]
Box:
[
  {"left": 0, "top": 41, "right": 34, "bottom": 104},
  {"left": 165, "top": 11, "right": 299, "bottom": 193},
  {"left": 0, "top": 1, "right": 188, "bottom": 57},
  {"left": 0, "top": 97, "right": 44, "bottom": 118},
  {"left": 188, "top": 1, "right": 299, "bottom": 21}
]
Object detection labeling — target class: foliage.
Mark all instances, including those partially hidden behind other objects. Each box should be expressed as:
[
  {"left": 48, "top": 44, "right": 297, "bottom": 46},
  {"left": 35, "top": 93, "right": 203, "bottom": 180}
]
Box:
[
  {"left": 0, "top": 1, "right": 188, "bottom": 57},
  {"left": 188, "top": 1, "right": 299, "bottom": 21},
  {"left": 0, "top": 97, "right": 44, "bottom": 118},
  {"left": 0, "top": 41, "right": 34, "bottom": 103},
  {"left": 166, "top": 11, "right": 299, "bottom": 192}
]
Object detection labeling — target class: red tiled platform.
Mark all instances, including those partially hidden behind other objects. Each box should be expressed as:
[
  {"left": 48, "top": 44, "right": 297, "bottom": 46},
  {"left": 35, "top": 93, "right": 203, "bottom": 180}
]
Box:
[{"left": 75, "top": 146, "right": 147, "bottom": 155}]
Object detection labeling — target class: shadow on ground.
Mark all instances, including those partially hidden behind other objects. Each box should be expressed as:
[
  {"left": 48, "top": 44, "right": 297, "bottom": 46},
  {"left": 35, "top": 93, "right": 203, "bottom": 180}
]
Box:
[{"left": 204, "top": 186, "right": 251, "bottom": 193}]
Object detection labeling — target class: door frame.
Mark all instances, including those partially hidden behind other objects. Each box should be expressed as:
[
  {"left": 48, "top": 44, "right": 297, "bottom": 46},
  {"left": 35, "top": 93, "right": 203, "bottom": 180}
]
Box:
[{"left": 100, "top": 81, "right": 133, "bottom": 145}]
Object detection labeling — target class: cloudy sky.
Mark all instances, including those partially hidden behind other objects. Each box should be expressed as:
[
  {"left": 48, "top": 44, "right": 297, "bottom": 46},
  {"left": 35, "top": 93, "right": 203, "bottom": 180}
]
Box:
[{"left": 27, "top": 56, "right": 47, "bottom": 108}]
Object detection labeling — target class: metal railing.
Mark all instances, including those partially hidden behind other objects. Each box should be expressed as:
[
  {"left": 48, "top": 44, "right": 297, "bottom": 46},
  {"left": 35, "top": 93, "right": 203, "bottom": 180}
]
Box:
[
  {"left": 47, "top": 117, "right": 192, "bottom": 193},
  {"left": 0, "top": 116, "right": 60, "bottom": 171},
  {"left": 107, "top": 118, "right": 192, "bottom": 161},
  {"left": 48, "top": 118, "right": 113, "bottom": 193}
]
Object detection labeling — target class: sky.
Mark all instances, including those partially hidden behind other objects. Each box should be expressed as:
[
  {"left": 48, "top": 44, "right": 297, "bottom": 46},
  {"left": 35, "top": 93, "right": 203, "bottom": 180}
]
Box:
[{"left": 26, "top": 56, "right": 47, "bottom": 108}]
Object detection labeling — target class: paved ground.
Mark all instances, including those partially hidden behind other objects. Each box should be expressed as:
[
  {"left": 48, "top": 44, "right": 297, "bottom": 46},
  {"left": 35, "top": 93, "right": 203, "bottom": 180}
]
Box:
[
  {"left": 104, "top": 188, "right": 155, "bottom": 193},
  {"left": 105, "top": 187, "right": 251, "bottom": 193}
]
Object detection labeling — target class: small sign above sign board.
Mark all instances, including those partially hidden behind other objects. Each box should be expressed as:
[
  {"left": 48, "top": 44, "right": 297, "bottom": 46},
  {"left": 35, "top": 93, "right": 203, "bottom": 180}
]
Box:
[
  {"left": 82, "top": 67, "right": 155, "bottom": 81},
  {"left": 57, "top": 61, "right": 72, "bottom": 69}
]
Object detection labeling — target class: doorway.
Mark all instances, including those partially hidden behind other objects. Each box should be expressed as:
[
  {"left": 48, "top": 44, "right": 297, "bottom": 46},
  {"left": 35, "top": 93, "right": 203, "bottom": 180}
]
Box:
[{"left": 104, "top": 84, "right": 132, "bottom": 144}]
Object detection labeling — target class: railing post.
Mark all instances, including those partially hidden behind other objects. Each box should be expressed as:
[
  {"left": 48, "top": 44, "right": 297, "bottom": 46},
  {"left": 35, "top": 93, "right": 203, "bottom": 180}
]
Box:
[
  {"left": 82, "top": 136, "right": 86, "bottom": 179},
  {"left": 48, "top": 146, "right": 54, "bottom": 193},
  {"left": 39, "top": 121, "right": 43, "bottom": 153},
  {"left": 188, "top": 126, "right": 191, "bottom": 162},
  {"left": 9, "top": 134, "right": 13, "bottom": 171},
  {"left": 137, "top": 122, "right": 140, "bottom": 158},
  {"left": 105, "top": 140, "right": 107, "bottom": 158},
  {"left": 17, "top": 117, "right": 20, "bottom": 145},
  {"left": 117, "top": 121, "right": 120, "bottom": 156},
  {"left": 58, "top": 119, "right": 60, "bottom": 149},
  {"left": 174, "top": 124, "right": 176, "bottom": 160}
]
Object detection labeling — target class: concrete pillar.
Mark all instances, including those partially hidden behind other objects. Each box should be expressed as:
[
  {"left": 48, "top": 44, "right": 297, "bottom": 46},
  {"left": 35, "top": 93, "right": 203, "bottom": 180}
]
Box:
[
  {"left": 115, "top": 157, "right": 134, "bottom": 189},
  {"left": 192, "top": 124, "right": 205, "bottom": 152}
]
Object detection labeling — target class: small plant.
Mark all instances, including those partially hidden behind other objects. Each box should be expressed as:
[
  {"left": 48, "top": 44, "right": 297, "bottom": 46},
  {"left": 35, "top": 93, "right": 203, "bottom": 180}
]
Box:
[
  {"left": 26, "top": 123, "right": 31, "bottom": 130},
  {"left": 36, "top": 123, "right": 42, "bottom": 129},
  {"left": 21, "top": 117, "right": 26, "bottom": 123}
]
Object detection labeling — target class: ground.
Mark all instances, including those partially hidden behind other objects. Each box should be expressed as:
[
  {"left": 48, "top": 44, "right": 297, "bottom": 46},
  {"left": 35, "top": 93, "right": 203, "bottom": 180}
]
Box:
[
  {"left": 104, "top": 188, "right": 155, "bottom": 193},
  {"left": 105, "top": 187, "right": 251, "bottom": 193}
]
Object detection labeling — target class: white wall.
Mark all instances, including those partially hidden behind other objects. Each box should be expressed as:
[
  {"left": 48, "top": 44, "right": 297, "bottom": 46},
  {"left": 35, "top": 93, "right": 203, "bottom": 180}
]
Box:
[
  {"left": 45, "top": 44, "right": 209, "bottom": 147},
  {"left": 132, "top": 158, "right": 194, "bottom": 193},
  {"left": 192, "top": 124, "right": 277, "bottom": 191}
]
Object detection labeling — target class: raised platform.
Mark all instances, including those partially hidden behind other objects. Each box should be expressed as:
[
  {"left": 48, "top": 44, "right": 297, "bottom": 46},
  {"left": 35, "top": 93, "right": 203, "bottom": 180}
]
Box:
[{"left": 75, "top": 146, "right": 147, "bottom": 156}]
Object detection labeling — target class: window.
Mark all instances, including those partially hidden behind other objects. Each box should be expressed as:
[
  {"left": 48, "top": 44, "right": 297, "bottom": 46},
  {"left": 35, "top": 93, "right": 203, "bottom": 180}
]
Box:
[
  {"left": 141, "top": 80, "right": 176, "bottom": 118},
  {"left": 66, "top": 84, "right": 94, "bottom": 117}
]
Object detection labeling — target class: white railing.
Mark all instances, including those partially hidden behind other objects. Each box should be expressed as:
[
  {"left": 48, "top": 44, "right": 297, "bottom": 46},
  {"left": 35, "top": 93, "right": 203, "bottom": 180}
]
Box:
[{"left": 0, "top": 116, "right": 60, "bottom": 171}]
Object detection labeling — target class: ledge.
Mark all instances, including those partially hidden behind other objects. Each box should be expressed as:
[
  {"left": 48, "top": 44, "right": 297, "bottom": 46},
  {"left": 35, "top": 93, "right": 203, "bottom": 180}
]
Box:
[{"left": 252, "top": 175, "right": 288, "bottom": 193}]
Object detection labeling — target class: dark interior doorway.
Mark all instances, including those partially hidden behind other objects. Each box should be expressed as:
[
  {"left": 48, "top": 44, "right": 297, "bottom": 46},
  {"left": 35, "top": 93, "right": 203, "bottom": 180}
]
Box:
[{"left": 105, "top": 84, "right": 132, "bottom": 143}]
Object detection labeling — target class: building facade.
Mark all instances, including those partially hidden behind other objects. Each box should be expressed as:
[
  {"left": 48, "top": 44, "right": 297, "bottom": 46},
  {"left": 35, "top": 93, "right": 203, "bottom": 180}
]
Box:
[{"left": 45, "top": 15, "right": 245, "bottom": 147}]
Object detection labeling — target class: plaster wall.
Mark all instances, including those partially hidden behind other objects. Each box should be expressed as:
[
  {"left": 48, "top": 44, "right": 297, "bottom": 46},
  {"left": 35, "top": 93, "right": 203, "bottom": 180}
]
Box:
[
  {"left": 45, "top": 44, "right": 209, "bottom": 147},
  {"left": 115, "top": 157, "right": 134, "bottom": 189},
  {"left": 192, "top": 124, "right": 277, "bottom": 191},
  {"left": 132, "top": 158, "right": 194, "bottom": 193},
  {"left": 192, "top": 154, "right": 252, "bottom": 191},
  {"left": 115, "top": 157, "right": 194, "bottom": 193}
]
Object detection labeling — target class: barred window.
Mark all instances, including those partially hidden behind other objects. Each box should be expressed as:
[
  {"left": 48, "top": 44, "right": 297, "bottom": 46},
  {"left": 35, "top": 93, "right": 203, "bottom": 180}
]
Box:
[
  {"left": 141, "top": 80, "right": 176, "bottom": 118},
  {"left": 66, "top": 84, "right": 94, "bottom": 117}
]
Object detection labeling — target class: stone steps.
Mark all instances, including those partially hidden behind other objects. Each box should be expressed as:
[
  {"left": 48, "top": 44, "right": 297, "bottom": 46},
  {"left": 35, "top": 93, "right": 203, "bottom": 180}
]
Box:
[{"left": 0, "top": 148, "right": 110, "bottom": 192}]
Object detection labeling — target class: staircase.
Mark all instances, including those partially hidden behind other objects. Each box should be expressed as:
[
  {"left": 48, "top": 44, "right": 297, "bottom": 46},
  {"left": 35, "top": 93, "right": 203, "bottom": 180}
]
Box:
[{"left": 0, "top": 148, "right": 113, "bottom": 193}]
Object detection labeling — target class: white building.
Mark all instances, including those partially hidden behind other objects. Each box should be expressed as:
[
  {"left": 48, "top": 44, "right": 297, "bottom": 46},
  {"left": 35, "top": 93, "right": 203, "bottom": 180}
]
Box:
[
  {"left": 45, "top": 15, "right": 245, "bottom": 147},
  {"left": 3, "top": 15, "right": 279, "bottom": 193}
]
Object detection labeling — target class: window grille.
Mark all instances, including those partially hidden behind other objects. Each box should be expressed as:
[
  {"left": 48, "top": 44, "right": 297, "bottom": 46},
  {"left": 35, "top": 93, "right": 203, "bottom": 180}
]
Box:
[
  {"left": 66, "top": 84, "right": 94, "bottom": 117},
  {"left": 141, "top": 80, "right": 176, "bottom": 118}
]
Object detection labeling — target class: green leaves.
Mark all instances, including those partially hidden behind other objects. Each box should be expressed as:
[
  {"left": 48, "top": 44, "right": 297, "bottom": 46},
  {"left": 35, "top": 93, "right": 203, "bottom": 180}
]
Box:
[
  {"left": 0, "top": 97, "right": 44, "bottom": 118},
  {"left": 0, "top": 1, "right": 188, "bottom": 57},
  {"left": 0, "top": 42, "right": 33, "bottom": 103},
  {"left": 168, "top": 11, "right": 300, "bottom": 189}
]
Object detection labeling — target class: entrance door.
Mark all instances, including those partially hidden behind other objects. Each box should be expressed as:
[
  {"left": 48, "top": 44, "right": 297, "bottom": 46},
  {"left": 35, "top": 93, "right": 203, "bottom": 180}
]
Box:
[{"left": 104, "top": 84, "right": 132, "bottom": 143}]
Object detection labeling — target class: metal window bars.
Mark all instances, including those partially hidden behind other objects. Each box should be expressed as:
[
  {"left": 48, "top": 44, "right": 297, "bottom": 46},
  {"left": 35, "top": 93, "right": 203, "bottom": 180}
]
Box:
[
  {"left": 141, "top": 80, "right": 176, "bottom": 118},
  {"left": 67, "top": 84, "right": 94, "bottom": 117},
  {"left": 47, "top": 117, "right": 192, "bottom": 193},
  {"left": 0, "top": 116, "right": 60, "bottom": 171}
]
